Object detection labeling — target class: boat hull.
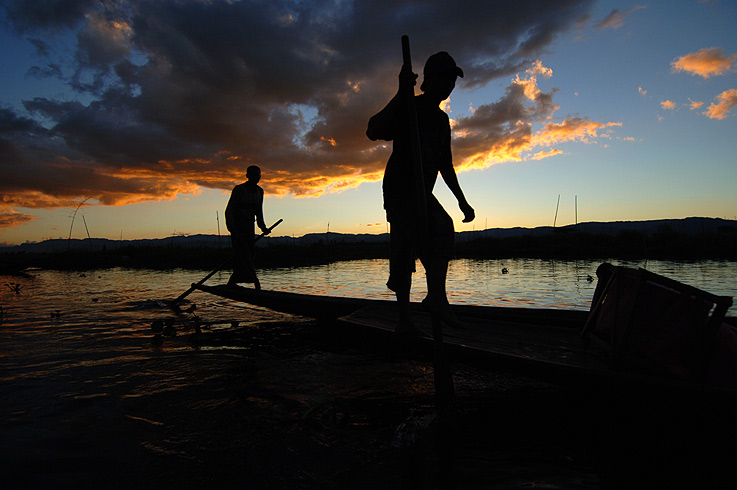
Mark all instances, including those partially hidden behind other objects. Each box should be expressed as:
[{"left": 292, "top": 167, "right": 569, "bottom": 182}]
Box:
[{"left": 191, "top": 284, "right": 737, "bottom": 396}]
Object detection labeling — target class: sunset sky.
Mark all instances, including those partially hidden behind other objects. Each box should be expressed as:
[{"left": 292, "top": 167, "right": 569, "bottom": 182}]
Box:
[{"left": 1, "top": 0, "right": 735, "bottom": 245}]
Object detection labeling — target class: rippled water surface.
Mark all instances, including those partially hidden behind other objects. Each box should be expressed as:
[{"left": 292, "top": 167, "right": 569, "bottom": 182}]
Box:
[
  {"left": 1, "top": 258, "right": 735, "bottom": 489},
  {"left": 258, "top": 258, "right": 737, "bottom": 313}
]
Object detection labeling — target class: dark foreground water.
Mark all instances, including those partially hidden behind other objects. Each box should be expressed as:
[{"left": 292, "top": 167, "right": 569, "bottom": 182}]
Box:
[{"left": 2, "top": 259, "right": 736, "bottom": 489}]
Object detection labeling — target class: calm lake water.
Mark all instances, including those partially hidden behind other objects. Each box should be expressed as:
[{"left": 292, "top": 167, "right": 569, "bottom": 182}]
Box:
[
  {"left": 260, "top": 257, "right": 737, "bottom": 313},
  {"left": 1, "top": 258, "right": 735, "bottom": 489}
]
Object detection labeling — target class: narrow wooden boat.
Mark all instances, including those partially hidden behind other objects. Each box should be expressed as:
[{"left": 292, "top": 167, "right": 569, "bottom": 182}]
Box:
[{"left": 191, "top": 278, "right": 737, "bottom": 396}]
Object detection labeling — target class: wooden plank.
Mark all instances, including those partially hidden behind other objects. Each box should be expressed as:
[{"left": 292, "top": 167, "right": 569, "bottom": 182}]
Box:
[
  {"left": 190, "top": 284, "right": 737, "bottom": 395},
  {"left": 339, "top": 304, "right": 608, "bottom": 372},
  {"left": 192, "top": 284, "right": 378, "bottom": 320},
  {"left": 337, "top": 304, "right": 737, "bottom": 395}
]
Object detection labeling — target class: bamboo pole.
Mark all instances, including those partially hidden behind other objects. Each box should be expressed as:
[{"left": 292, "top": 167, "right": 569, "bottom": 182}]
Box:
[
  {"left": 401, "top": 34, "right": 455, "bottom": 410},
  {"left": 172, "top": 218, "right": 282, "bottom": 306}
]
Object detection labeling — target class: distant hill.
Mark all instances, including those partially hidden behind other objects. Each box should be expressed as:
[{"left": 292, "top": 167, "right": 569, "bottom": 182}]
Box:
[
  {"left": 458, "top": 217, "right": 737, "bottom": 240},
  {"left": 3, "top": 217, "right": 735, "bottom": 254}
]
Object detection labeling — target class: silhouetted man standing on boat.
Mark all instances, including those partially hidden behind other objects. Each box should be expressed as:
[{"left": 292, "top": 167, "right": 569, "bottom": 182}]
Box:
[
  {"left": 367, "top": 51, "right": 475, "bottom": 334},
  {"left": 225, "top": 165, "right": 269, "bottom": 289}
]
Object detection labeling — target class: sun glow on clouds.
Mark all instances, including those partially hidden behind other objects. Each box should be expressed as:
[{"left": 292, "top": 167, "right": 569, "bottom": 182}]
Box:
[
  {"left": 688, "top": 99, "right": 704, "bottom": 110},
  {"left": 666, "top": 47, "right": 737, "bottom": 120},
  {"left": 704, "top": 89, "right": 737, "bottom": 120},
  {"left": 671, "top": 48, "right": 737, "bottom": 79},
  {"left": 0, "top": 0, "right": 610, "bottom": 231},
  {"left": 0, "top": 208, "right": 35, "bottom": 229},
  {"left": 533, "top": 118, "right": 622, "bottom": 146},
  {"left": 451, "top": 62, "right": 620, "bottom": 171},
  {"left": 263, "top": 169, "right": 386, "bottom": 199},
  {"left": 1, "top": 0, "right": 734, "bottom": 242}
]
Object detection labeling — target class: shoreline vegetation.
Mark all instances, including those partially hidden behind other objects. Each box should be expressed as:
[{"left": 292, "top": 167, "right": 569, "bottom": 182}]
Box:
[{"left": 2, "top": 218, "right": 737, "bottom": 273}]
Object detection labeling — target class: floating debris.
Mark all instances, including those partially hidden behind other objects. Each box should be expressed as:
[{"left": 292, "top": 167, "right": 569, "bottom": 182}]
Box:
[
  {"left": 162, "top": 318, "right": 177, "bottom": 337},
  {"left": 151, "top": 319, "right": 164, "bottom": 333}
]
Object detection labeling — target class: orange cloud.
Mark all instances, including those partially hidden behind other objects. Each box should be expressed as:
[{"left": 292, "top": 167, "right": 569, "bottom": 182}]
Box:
[
  {"left": 671, "top": 48, "right": 737, "bottom": 79},
  {"left": 703, "top": 89, "right": 737, "bottom": 120},
  {"left": 660, "top": 100, "right": 676, "bottom": 110},
  {"left": 450, "top": 63, "right": 619, "bottom": 171},
  {"left": 688, "top": 99, "right": 704, "bottom": 110},
  {"left": 533, "top": 118, "right": 622, "bottom": 146},
  {"left": 259, "top": 168, "right": 385, "bottom": 198},
  {"left": 527, "top": 59, "right": 553, "bottom": 79},
  {"left": 0, "top": 208, "right": 36, "bottom": 229},
  {"left": 531, "top": 149, "right": 563, "bottom": 160}
]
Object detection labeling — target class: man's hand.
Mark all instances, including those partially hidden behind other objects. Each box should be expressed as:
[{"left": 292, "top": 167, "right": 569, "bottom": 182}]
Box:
[
  {"left": 460, "top": 201, "right": 475, "bottom": 223},
  {"left": 399, "top": 64, "right": 417, "bottom": 90}
]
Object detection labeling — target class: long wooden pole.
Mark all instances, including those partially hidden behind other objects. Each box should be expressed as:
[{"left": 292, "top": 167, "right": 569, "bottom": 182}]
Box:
[
  {"left": 402, "top": 36, "right": 456, "bottom": 481},
  {"left": 172, "top": 218, "right": 283, "bottom": 306},
  {"left": 401, "top": 35, "right": 429, "bottom": 244},
  {"left": 400, "top": 34, "right": 455, "bottom": 409}
]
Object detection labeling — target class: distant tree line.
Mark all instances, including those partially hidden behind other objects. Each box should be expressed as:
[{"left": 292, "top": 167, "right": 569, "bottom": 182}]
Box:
[{"left": 2, "top": 224, "right": 736, "bottom": 274}]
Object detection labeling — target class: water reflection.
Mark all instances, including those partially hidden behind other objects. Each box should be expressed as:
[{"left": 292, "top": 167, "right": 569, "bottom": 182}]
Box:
[
  {"left": 2, "top": 259, "right": 736, "bottom": 327},
  {"left": 260, "top": 258, "right": 737, "bottom": 313},
  {"left": 1, "top": 259, "right": 736, "bottom": 488}
]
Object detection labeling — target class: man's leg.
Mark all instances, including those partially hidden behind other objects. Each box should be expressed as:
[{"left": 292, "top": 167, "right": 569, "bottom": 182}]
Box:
[
  {"left": 228, "top": 235, "right": 247, "bottom": 285},
  {"left": 420, "top": 199, "right": 462, "bottom": 328},
  {"left": 394, "top": 289, "right": 419, "bottom": 335},
  {"left": 387, "top": 220, "right": 421, "bottom": 335},
  {"left": 421, "top": 255, "right": 463, "bottom": 329},
  {"left": 229, "top": 234, "right": 259, "bottom": 288}
]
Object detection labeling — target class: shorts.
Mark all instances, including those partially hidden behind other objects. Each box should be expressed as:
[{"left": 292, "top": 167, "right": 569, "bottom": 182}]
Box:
[{"left": 385, "top": 194, "right": 454, "bottom": 293}]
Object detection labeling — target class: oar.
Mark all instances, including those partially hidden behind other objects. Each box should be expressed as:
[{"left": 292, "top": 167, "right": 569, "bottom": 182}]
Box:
[
  {"left": 172, "top": 218, "right": 283, "bottom": 306},
  {"left": 400, "top": 35, "right": 456, "bottom": 410}
]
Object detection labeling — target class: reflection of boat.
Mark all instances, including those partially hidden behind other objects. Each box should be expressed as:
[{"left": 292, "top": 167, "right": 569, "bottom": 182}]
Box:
[
  {"left": 191, "top": 264, "right": 737, "bottom": 395},
  {"left": 0, "top": 260, "right": 32, "bottom": 277}
]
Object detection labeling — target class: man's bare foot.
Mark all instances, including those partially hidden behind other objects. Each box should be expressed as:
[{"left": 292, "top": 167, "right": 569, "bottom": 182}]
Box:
[{"left": 422, "top": 296, "right": 464, "bottom": 329}]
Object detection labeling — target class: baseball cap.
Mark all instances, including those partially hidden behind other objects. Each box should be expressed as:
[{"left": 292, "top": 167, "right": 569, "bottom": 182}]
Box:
[{"left": 423, "top": 51, "right": 464, "bottom": 78}]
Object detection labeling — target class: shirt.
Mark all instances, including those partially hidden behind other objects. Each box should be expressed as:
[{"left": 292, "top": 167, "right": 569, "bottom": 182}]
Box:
[{"left": 225, "top": 183, "right": 264, "bottom": 235}]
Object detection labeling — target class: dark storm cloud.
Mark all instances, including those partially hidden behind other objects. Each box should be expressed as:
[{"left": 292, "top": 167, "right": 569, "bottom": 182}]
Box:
[
  {"left": 2, "top": 0, "right": 97, "bottom": 32},
  {"left": 0, "top": 0, "right": 595, "bottom": 215}
]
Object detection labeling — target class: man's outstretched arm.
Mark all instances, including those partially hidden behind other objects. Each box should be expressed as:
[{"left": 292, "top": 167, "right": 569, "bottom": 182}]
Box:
[{"left": 441, "top": 166, "right": 475, "bottom": 223}]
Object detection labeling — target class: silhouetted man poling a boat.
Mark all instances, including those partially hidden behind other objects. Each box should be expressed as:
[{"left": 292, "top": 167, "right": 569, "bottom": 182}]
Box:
[
  {"left": 367, "top": 49, "right": 475, "bottom": 335},
  {"left": 225, "top": 165, "right": 270, "bottom": 290}
]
